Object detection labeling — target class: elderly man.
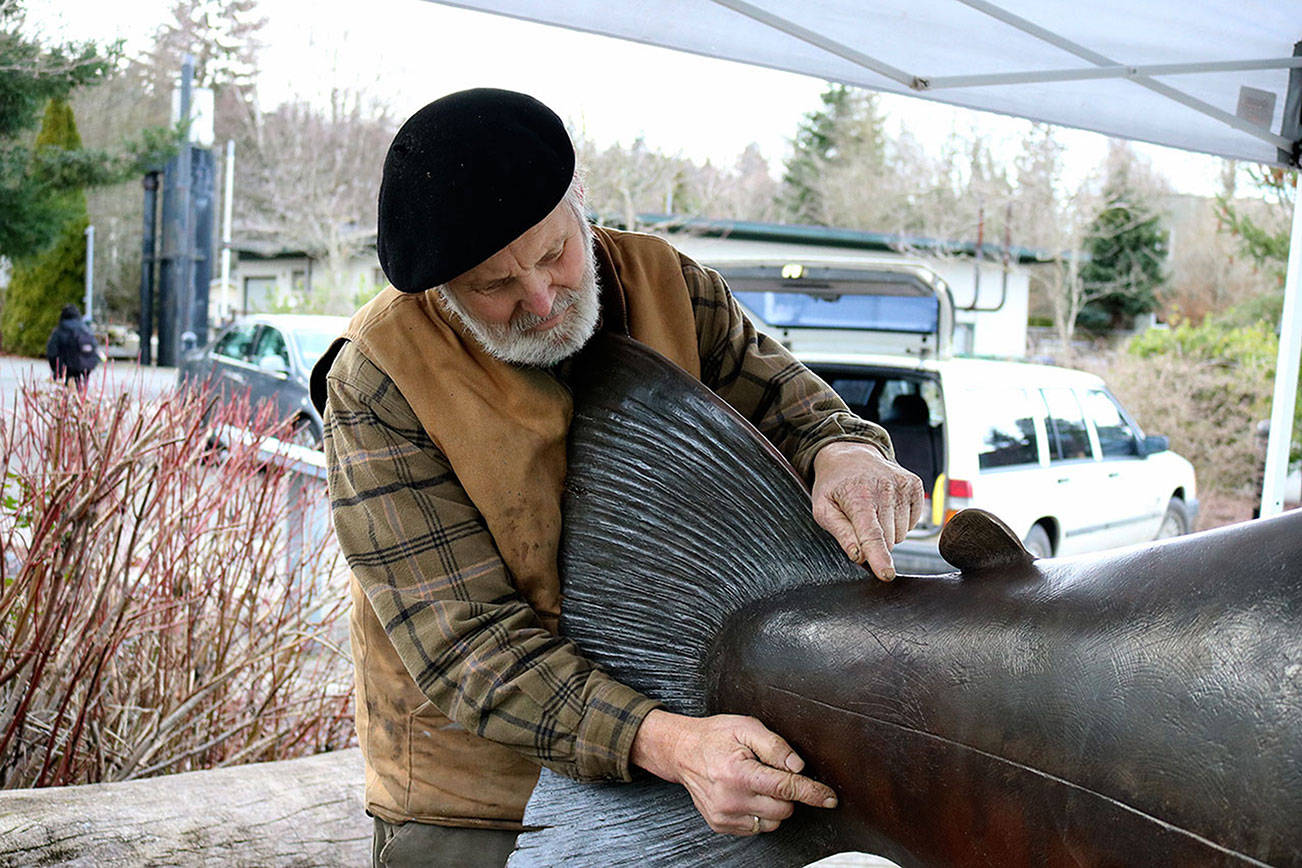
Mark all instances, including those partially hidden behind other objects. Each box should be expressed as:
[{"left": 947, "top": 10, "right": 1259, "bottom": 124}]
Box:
[{"left": 311, "top": 88, "right": 924, "bottom": 868}]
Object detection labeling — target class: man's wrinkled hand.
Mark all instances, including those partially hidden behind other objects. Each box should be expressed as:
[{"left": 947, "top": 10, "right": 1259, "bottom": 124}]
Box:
[
  {"left": 630, "top": 710, "right": 837, "bottom": 836},
  {"left": 811, "top": 441, "right": 925, "bottom": 581}
]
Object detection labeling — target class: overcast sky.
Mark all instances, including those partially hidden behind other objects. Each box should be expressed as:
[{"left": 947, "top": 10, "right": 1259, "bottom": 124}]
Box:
[{"left": 32, "top": 0, "right": 1238, "bottom": 197}]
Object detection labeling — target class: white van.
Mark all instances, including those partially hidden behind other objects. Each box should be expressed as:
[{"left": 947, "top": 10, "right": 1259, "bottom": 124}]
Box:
[{"left": 716, "top": 257, "right": 1199, "bottom": 573}]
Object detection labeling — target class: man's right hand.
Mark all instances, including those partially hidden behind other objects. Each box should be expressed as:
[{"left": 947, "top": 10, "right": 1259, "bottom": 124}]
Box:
[{"left": 629, "top": 709, "right": 838, "bottom": 836}]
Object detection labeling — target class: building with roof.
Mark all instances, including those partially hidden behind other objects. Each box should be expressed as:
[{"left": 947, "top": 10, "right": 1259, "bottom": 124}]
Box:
[{"left": 225, "top": 215, "right": 1047, "bottom": 358}]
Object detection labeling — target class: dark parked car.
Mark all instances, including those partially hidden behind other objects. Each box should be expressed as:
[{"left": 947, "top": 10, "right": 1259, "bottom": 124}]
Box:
[{"left": 178, "top": 314, "right": 348, "bottom": 448}]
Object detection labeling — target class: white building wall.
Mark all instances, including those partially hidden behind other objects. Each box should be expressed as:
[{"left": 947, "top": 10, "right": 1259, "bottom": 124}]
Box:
[
  {"left": 928, "top": 259, "right": 1030, "bottom": 359},
  {"left": 229, "top": 253, "right": 385, "bottom": 318}
]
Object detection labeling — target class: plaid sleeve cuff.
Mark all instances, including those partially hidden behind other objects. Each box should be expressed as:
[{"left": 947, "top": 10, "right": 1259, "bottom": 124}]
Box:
[
  {"left": 572, "top": 675, "right": 663, "bottom": 783},
  {"left": 789, "top": 415, "right": 895, "bottom": 482}
]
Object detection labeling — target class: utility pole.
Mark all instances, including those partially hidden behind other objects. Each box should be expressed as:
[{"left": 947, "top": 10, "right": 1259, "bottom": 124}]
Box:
[
  {"left": 83, "top": 224, "right": 94, "bottom": 324},
  {"left": 219, "top": 139, "right": 235, "bottom": 321}
]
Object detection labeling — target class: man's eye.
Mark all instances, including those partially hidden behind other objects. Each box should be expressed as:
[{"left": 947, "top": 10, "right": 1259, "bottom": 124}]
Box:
[{"left": 542, "top": 245, "right": 564, "bottom": 263}]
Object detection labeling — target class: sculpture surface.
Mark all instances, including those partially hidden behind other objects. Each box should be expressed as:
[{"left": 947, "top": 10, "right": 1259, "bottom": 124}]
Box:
[{"left": 509, "top": 334, "right": 1302, "bottom": 867}]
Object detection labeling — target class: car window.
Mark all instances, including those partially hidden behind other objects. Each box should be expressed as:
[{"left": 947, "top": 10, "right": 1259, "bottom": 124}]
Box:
[
  {"left": 1082, "top": 390, "right": 1139, "bottom": 457},
  {"left": 293, "top": 328, "right": 340, "bottom": 371},
  {"left": 214, "top": 325, "right": 256, "bottom": 361},
  {"left": 252, "top": 327, "right": 290, "bottom": 368},
  {"left": 978, "top": 388, "right": 1041, "bottom": 469},
  {"left": 825, "top": 374, "right": 932, "bottom": 425},
  {"left": 1042, "top": 387, "right": 1092, "bottom": 461}
]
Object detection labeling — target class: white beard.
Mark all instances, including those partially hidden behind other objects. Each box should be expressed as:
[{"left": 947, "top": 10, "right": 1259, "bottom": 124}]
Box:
[{"left": 439, "top": 219, "right": 601, "bottom": 368}]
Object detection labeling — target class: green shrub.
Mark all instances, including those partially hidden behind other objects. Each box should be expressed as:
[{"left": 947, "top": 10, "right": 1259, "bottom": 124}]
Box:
[
  {"left": 0, "top": 212, "right": 88, "bottom": 356},
  {"left": 1, "top": 98, "right": 88, "bottom": 357},
  {"left": 1103, "top": 307, "right": 1298, "bottom": 499}
]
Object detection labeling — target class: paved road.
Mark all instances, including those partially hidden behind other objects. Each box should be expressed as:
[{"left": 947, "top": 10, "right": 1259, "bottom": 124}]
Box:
[{"left": 0, "top": 354, "right": 178, "bottom": 403}]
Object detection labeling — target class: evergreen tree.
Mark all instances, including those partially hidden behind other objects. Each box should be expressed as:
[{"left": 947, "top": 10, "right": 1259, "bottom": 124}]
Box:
[
  {"left": 0, "top": 0, "right": 109, "bottom": 259},
  {"left": 0, "top": 0, "right": 176, "bottom": 261},
  {"left": 1, "top": 98, "right": 90, "bottom": 355},
  {"left": 780, "top": 84, "right": 906, "bottom": 230},
  {"left": 780, "top": 84, "right": 862, "bottom": 224},
  {"left": 1077, "top": 153, "right": 1169, "bottom": 332},
  {"left": 1217, "top": 166, "right": 1294, "bottom": 287}
]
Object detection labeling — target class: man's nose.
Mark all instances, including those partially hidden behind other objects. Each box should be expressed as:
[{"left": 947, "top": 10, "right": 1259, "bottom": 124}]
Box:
[{"left": 519, "top": 273, "right": 556, "bottom": 318}]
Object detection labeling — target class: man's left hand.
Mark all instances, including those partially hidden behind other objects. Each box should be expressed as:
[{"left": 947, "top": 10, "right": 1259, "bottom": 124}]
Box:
[{"left": 811, "top": 441, "right": 925, "bottom": 581}]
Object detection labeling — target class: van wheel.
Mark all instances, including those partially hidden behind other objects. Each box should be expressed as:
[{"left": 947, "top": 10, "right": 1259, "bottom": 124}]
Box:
[
  {"left": 1023, "top": 524, "right": 1052, "bottom": 559},
  {"left": 1156, "top": 497, "right": 1190, "bottom": 539}
]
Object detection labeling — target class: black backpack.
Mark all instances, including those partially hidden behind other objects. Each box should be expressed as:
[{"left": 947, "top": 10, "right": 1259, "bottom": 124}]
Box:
[{"left": 62, "top": 320, "right": 100, "bottom": 374}]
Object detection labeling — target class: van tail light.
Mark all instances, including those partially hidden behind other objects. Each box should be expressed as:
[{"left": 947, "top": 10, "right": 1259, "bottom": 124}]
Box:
[{"left": 935, "top": 476, "right": 973, "bottom": 526}]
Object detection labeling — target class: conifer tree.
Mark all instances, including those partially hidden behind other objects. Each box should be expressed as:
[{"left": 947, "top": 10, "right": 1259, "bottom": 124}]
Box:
[
  {"left": 1, "top": 99, "right": 90, "bottom": 355},
  {"left": 1077, "top": 152, "right": 1169, "bottom": 332},
  {"left": 0, "top": 0, "right": 176, "bottom": 262},
  {"left": 780, "top": 85, "right": 857, "bottom": 224}
]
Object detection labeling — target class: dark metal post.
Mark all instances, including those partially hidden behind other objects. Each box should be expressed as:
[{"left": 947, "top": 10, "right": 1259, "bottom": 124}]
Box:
[
  {"left": 138, "top": 171, "right": 160, "bottom": 365},
  {"left": 156, "top": 55, "right": 195, "bottom": 366},
  {"left": 190, "top": 147, "right": 216, "bottom": 345},
  {"left": 175, "top": 55, "right": 195, "bottom": 357}
]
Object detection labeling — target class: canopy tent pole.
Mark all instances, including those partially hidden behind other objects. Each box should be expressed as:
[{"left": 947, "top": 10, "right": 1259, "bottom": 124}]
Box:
[{"left": 1260, "top": 190, "right": 1302, "bottom": 517}]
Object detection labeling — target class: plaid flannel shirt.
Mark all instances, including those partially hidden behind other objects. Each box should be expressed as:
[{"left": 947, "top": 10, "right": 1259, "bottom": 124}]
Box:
[{"left": 323, "top": 256, "right": 892, "bottom": 783}]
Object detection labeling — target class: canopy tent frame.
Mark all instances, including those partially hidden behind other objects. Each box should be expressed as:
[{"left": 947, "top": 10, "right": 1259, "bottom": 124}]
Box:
[
  {"left": 922, "top": 57, "right": 1302, "bottom": 92},
  {"left": 429, "top": 0, "right": 1302, "bottom": 517},
  {"left": 711, "top": 0, "right": 1300, "bottom": 154}
]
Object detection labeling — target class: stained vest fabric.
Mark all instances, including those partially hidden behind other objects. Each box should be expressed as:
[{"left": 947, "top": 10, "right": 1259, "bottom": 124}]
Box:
[{"left": 320, "top": 226, "right": 700, "bottom": 826}]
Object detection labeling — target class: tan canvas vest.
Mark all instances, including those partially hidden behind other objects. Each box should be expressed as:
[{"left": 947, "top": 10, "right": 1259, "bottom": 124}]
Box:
[{"left": 333, "top": 227, "right": 701, "bottom": 827}]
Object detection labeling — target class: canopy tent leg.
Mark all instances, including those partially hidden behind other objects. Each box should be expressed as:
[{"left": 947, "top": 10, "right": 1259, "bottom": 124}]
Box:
[{"left": 1260, "top": 188, "right": 1302, "bottom": 517}]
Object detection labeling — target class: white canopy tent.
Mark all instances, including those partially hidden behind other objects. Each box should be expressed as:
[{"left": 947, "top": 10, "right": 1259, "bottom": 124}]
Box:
[{"left": 432, "top": 0, "right": 1302, "bottom": 515}]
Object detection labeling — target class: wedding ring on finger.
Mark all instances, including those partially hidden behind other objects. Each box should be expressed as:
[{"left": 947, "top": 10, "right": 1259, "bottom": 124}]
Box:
[{"left": 751, "top": 815, "right": 761, "bottom": 834}]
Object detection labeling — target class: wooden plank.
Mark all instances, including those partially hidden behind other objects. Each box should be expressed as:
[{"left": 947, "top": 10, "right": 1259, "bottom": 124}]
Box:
[{"left": 0, "top": 749, "right": 368, "bottom": 866}]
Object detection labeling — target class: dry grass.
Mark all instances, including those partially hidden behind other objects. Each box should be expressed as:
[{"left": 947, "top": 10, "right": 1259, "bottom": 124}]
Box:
[
  {"left": 0, "top": 376, "right": 353, "bottom": 789},
  {"left": 1080, "top": 349, "right": 1272, "bottom": 505}
]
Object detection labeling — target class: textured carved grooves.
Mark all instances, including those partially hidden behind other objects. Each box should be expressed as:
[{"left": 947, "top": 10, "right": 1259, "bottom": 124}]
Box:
[{"left": 512, "top": 334, "right": 870, "bottom": 866}]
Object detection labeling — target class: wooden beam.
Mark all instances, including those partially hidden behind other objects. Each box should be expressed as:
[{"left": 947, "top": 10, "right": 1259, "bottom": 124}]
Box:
[{"left": 0, "top": 749, "right": 369, "bottom": 865}]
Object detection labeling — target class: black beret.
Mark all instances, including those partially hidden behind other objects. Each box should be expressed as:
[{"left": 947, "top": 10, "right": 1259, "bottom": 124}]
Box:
[{"left": 377, "top": 88, "right": 576, "bottom": 292}]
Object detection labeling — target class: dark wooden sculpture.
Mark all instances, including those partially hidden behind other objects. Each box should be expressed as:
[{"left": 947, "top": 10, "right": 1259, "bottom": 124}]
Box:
[{"left": 509, "top": 334, "right": 1302, "bottom": 867}]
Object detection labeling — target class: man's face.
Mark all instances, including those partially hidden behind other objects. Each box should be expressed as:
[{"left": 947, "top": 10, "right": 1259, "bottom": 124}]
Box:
[{"left": 439, "top": 199, "right": 599, "bottom": 367}]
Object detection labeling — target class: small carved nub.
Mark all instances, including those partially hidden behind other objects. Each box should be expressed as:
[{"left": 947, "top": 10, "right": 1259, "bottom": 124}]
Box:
[{"left": 939, "top": 508, "right": 1036, "bottom": 572}]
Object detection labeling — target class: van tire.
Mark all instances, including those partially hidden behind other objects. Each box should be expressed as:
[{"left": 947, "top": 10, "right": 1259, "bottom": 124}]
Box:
[
  {"left": 1024, "top": 524, "right": 1052, "bottom": 559},
  {"left": 1156, "top": 497, "right": 1190, "bottom": 539}
]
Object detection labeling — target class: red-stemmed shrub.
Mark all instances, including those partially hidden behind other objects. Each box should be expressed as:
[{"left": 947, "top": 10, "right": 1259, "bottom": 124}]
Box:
[{"left": 0, "top": 372, "right": 353, "bottom": 788}]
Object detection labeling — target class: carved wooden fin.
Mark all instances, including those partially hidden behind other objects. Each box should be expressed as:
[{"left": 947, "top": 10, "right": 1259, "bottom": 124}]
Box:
[{"left": 939, "top": 508, "right": 1036, "bottom": 572}]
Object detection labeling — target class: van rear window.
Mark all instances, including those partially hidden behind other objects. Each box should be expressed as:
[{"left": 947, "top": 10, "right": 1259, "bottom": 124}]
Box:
[{"left": 734, "top": 291, "right": 939, "bottom": 334}]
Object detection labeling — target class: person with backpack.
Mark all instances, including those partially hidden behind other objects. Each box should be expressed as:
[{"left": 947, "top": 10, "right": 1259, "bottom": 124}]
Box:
[{"left": 45, "top": 303, "right": 100, "bottom": 388}]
